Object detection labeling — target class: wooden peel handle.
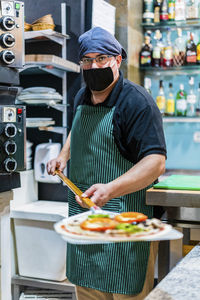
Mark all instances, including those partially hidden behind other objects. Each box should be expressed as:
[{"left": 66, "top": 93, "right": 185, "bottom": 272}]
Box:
[{"left": 55, "top": 170, "right": 96, "bottom": 208}]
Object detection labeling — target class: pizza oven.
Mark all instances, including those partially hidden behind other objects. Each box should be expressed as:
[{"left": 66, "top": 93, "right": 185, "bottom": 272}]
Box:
[{"left": 0, "top": 0, "right": 25, "bottom": 177}]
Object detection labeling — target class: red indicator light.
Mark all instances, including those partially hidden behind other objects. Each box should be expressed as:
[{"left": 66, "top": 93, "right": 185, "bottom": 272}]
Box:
[{"left": 17, "top": 108, "right": 22, "bottom": 114}]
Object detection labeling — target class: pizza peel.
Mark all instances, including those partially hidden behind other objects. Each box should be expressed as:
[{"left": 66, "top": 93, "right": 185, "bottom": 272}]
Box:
[{"left": 55, "top": 170, "right": 104, "bottom": 213}]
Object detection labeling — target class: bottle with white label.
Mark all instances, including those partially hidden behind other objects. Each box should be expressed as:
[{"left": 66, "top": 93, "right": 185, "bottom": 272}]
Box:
[
  {"left": 175, "top": 0, "right": 186, "bottom": 21},
  {"left": 187, "top": 77, "right": 197, "bottom": 117},
  {"left": 176, "top": 84, "right": 187, "bottom": 116}
]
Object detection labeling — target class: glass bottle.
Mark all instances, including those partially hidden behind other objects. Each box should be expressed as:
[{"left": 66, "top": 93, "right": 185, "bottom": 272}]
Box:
[
  {"left": 154, "top": 0, "right": 162, "bottom": 23},
  {"left": 173, "top": 28, "right": 186, "bottom": 66},
  {"left": 166, "top": 82, "right": 175, "bottom": 116},
  {"left": 140, "top": 33, "right": 152, "bottom": 67},
  {"left": 144, "top": 77, "right": 152, "bottom": 94},
  {"left": 142, "top": 0, "right": 154, "bottom": 23},
  {"left": 163, "top": 29, "right": 173, "bottom": 67},
  {"left": 176, "top": 84, "right": 187, "bottom": 116},
  {"left": 160, "top": 0, "right": 169, "bottom": 22},
  {"left": 186, "top": 0, "right": 198, "bottom": 20},
  {"left": 168, "top": 0, "right": 175, "bottom": 21},
  {"left": 156, "top": 80, "right": 166, "bottom": 114},
  {"left": 186, "top": 77, "right": 197, "bottom": 117},
  {"left": 152, "top": 30, "right": 162, "bottom": 67},
  {"left": 196, "top": 83, "right": 200, "bottom": 116},
  {"left": 196, "top": 35, "right": 200, "bottom": 64},
  {"left": 185, "top": 32, "right": 197, "bottom": 65},
  {"left": 175, "top": 0, "right": 186, "bottom": 21}
]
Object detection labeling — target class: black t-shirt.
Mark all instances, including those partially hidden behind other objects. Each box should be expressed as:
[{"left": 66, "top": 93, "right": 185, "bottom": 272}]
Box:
[{"left": 73, "top": 72, "right": 167, "bottom": 164}]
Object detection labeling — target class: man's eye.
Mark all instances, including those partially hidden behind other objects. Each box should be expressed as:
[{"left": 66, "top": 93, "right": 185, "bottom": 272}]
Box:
[
  {"left": 98, "top": 56, "right": 106, "bottom": 62},
  {"left": 83, "top": 58, "right": 90, "bottom": 64}
]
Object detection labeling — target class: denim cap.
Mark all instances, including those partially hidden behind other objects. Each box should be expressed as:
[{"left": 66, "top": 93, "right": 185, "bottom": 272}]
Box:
[{"left": 78, "top": 27, "right": 127, "bottom": 60}]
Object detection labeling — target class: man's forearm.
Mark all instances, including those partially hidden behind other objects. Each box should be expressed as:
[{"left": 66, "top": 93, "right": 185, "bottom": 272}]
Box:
[
  {"left": 59, "top": 131, "right": 71, "bottom": 162},
  {"left": 108, "top": 154, "right": 165, "bottom": 199}
]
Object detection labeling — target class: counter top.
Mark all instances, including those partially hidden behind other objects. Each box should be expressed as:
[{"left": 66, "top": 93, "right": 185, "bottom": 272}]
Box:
[
  {"left": 146, "top": 188, "right": 200, "bottom": 208},
  {"left": 146, "top": 171, "right": 200, "bottom": 208},
  {"left": 145, "top": 245, "right": 200, "bottom": 300}
]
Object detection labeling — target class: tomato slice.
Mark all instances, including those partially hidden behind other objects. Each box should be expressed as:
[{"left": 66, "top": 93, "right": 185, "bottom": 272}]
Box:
[
  {"left": 114, "top": 212, "right": 147, "bottom": 223},
  {"left": 80, "top": 217, "right": 118, "bottom": 232}
]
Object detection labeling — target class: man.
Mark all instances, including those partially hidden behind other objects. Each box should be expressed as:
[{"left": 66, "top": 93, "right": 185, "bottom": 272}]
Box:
[{"left": 47, "top": 27, "right": 166, "bottom": 300}]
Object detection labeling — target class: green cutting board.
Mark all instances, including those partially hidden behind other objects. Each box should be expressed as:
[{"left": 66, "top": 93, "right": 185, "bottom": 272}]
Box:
[{"left": 153, "top": 175, "right": 200, "bottom": 191}]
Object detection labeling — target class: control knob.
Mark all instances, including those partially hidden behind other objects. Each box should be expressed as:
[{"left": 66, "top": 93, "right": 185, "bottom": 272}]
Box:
[
  {"left": 1, "top": 33, "right": 15, "bottom": 48},
  {"left": 4, "top": 158, "right": 17, "bottom": 172},
  {"left": 4, "top": 123, "right": 17, "bottom": 137},
  {"left": 1, "top": 16, "right": 15, "bottom": 31},
  {"left": 4, "top": 140, "right": 17, "bottom": 155},
  {"left": 0, "top": 50, "right": 15, "bottom": 64}
]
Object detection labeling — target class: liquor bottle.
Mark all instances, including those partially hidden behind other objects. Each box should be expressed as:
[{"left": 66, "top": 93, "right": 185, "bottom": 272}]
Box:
[
  {"left": 186, "top": 77, "right": 197, "bottom": 117},
  {"left": 163, "top": 29, "right": 173, "bottom": 67},
  {"left": 154, "top": 0, "right": 162, "bottom": 23},
  {"left": 196, "top": 36, "right": 200, "bottom": 64},
  {"left": 185, "top": 32, "right": 197, "bottom": 65},
  {"left": 140, "top": 33, "right": 152, "bottom": 67},
  {"left": 160, "top": 0, "right": 169, "bottom": 22},
  {"left": 166, "top": 82, "right": 175, "bottom": 116},
  {"left": 173, "top": 28, "right": 186, "bottom": 66},
  {"left": 168, "top": 0, "right": 175, "bottom": 21},
  {"left": 176, "top": 84, "right": 187, "bottom": 116},
  {"left": 156, "top": 80, "right": 166, "bottom": 114},
  {"left": 144, "top": 77, "right": 152, "bottom": 94},
  {"left": 196, "top": 83, "right": 200, "bottom": 116},
  {"left": 152, "top": 30, "right": 162, "bottom": 67},
  {"left": 175, "top": 0, "right": 186, "bottom": 21},
  {"left": 142, "top": 0, "right": 154, "bottom": 24},
  {"left": 186, "top": 0, "right": 198, "bottom": 20}
]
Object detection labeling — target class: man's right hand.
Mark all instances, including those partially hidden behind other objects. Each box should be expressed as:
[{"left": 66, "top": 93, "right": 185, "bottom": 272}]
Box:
[{"left": 46, "top": 156, "right": 67, "bottom": 175}]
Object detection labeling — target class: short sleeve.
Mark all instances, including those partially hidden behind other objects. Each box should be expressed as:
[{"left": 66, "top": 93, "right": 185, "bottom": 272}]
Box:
[{"left": 113, "top": 84, "right": 167, "bottom": 164}]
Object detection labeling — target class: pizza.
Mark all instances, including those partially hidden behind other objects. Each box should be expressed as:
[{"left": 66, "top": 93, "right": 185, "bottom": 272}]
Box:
[{"left": 55, "top": 211, "right": 172, "bottom": 244}]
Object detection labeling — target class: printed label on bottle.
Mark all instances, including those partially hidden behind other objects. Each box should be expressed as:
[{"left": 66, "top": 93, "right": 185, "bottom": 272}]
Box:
[
  {"left": 166, "top": 99, "right": 175, "bottom": 114},
  {"left": 164, "top": 47, "right": 173, "bottom": 60},
  {"left": 156, "top": 96, "right": 165, "bottom": 111},
  {"left": 141, "top": 55, "right": 151, "bottom": 65},
  {"left": 177, "top": 99, "right": 187, "bottom": 111},
  {"left": 197, "top": 45, "right": 200, "bottom": 61},
  {"left": 160, "top": 13, "right": 168, "bottom": 20},
  {"left": 153, "top": 47, "right": 161, "bottom": 59},
  {"left": 186, "top": 52, "right": 197, "bottom": 63}
]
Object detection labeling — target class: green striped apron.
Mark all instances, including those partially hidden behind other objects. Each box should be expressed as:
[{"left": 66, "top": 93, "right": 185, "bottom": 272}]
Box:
[{"left": 66, "top": 105, "right": 153, "bottom": 295}]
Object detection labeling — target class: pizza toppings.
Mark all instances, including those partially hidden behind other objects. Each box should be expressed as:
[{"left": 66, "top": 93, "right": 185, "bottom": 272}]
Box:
[
  {"left": 114, "top": 212, "right": 148, "bottom": 223},
  {"left": 88, "top": 214, "right": 110, "bottom": 219},
  {"left": 115, "top": 223, "right": 144, "bottom": 233},
  {"left": 59, "top": 211, "right": 168, "bottom": 242},
  {"left": 80, "top": 217, "right": 118, "bottom": 232}
]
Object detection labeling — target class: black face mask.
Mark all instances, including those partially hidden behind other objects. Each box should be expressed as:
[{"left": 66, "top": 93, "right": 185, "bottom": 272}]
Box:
[{"left": 83, "top": 67, "right": 114, "bottom": 91}]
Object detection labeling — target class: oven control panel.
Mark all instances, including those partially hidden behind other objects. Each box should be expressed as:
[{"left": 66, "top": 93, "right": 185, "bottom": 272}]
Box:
[
  {"left": 0, "top": 1, "right": 24, "bottom": 68},
  {"left": 0, "top": 105, "right": 26, "bottom": 172}
]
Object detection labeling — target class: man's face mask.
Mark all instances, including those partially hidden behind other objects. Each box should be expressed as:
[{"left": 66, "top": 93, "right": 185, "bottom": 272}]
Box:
[{"left": 83, "top": 67, "right": 114, "bottom": 91}]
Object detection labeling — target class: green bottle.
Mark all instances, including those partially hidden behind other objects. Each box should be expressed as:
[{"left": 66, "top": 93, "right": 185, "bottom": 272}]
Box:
[{"left": 176, "top": 84, "right": 187, "bottom": 116}]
